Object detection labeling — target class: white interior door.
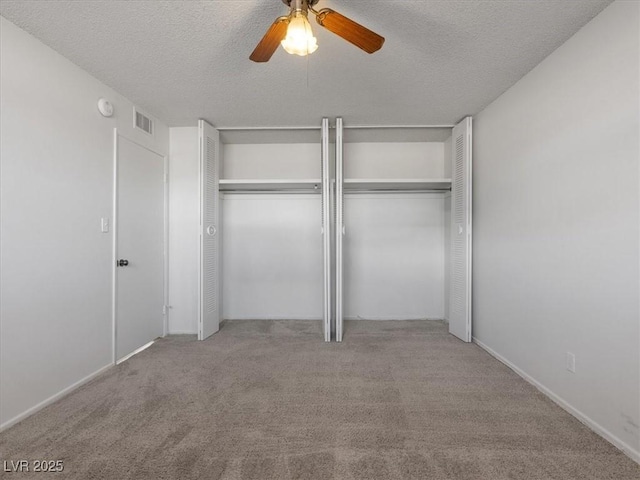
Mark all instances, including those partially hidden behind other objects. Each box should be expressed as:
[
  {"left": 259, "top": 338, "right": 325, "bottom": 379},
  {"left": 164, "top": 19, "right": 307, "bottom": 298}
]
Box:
[
  {"left": 199, "top": 120, "right": 221, "bottom": 340},
  {"left": 449, "top": 116, "right": 473, "bottom": 342},
  {"left": 335, "top": 117, "right": 344, "bottom": 342},
  {"left": 321, "top": 118, "right": 332, "bottom": 342},
  {"left": 116, "top": 134, "right": 166, "bottom": 361}
]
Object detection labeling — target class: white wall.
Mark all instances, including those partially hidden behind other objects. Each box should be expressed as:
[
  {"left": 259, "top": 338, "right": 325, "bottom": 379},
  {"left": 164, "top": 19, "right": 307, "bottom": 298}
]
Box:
[
  {"left": 220, "top": 141, "right": 448, "bottom": 321},
  {"left": 0, "top": 17, "right": 169, "bottom": 428},
  {"left": 473, "top": 0, "right": 639, "bottom": 460},
  {"left": 168, "top": 127, "right": 200, "bottom": 334},
  {"left": 344, "top": 142, "right": 445, "bottom": 179},
  {"left": 223, "top": 143, "right": 321, "bottom": 179},
  {"left": 343, "top": 142, "right": 447, "bottom": 320},
  {"left": 443, "top": 136, "right": 452, "bottom": 321},
  {"left": 222, "top": 194, "right": 324, "bottom": 320},
  {"left": 443, "top": 194, "right": 451, "bottom": 321},
  {"left": 344, "top": 193, "right": 445, "bottom": 320}
]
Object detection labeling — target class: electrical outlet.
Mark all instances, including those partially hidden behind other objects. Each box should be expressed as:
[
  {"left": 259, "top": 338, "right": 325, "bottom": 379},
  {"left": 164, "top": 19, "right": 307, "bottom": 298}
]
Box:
[{"left": 566, "top": 352, "right": 576, "bottom": 373}]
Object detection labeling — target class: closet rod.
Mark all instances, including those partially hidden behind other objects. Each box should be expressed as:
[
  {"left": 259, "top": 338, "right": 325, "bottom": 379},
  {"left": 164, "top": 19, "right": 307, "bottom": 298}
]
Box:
[
  {"left": 221, "top": 190, "right": 321, "bottom": 194},
  {"left": 342, "top": 124, "right": 454, "bottom": 129},
  {"left": 216, "top": 124, "right": 454, "bottom": 131},
  {"left": 344, "top": 189, "right": 451, "bottom": 194},
  {"left": 216, "top": 126, "right": 321, "bottom": 131}
]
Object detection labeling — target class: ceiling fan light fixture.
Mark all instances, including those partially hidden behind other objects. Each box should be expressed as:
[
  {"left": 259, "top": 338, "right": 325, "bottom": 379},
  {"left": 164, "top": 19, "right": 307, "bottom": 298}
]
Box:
[
  {"left": 250, "top": 0, "right": 383, "bottom": 63},
  {"left": 280, "top": 11, "right": 318, "bottom": 56}
]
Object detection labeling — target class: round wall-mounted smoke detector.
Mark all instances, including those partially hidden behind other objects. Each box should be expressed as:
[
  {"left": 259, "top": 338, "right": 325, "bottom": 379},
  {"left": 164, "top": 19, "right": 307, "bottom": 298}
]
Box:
[{"left": 97, "top": 98, "right": 114, "bottom": 117}]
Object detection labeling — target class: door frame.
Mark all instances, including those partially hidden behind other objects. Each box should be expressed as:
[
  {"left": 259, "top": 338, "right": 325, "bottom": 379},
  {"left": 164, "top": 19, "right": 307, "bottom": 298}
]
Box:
[
  {"left": 321, "top": 118, "right": 332, "bottom": 342},
  {"left": 334, "top": 117, "right": 344, "bottom": 342},
  {"left": 111, "top": 128, "right": 169, "bottom": 364}
]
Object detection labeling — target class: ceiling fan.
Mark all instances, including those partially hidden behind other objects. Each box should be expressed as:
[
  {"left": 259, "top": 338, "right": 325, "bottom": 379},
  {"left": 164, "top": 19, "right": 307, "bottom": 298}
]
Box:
[{"left": 250, "top": 0, "right": 385, "bottom": 62}]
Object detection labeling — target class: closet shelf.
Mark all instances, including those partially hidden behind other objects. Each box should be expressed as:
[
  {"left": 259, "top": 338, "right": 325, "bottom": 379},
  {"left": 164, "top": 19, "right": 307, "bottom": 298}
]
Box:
[
  {"left": 344, "top": 178, "right": 451, "bottom": 191},
  {"left": 219, "top": 179, "right": 322, "bottom": 192}
]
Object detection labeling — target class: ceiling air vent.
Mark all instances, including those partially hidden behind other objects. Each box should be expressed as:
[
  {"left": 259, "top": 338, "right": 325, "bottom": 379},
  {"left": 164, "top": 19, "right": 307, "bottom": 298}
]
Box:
[{"left": 134, "top": 108, "right": 153, "bottom": 135}]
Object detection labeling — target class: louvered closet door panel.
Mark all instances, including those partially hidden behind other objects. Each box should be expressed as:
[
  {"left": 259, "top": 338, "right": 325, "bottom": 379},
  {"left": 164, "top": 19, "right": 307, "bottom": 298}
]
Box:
[
  {"left": 321, "top": 118, "right": 332, "bottom": 342},
  {"left": 449, "top": 117, "right": 472, "bottom": 342},
  {"left": 335, "top": 118, "right": 344, "bottom": 342},
  {"left": 199, "top": 120, "right": 221, "bottom": 340}
]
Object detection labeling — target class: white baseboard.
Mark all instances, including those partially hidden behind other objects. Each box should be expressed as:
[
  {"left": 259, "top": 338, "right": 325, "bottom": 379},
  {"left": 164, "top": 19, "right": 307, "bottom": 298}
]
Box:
[
  {"left": 116, "top": 340, "right": 155, "bottom": 364},
  {"left": 223, "top": 317, "right": 323, "bottom": 321},
  {"left": 344, "top": 317, "right": 445, "bottom": 321},
  {"left": 0, "top": 363, "right": 113, "bottom": 432},
  {"left": 473, "top": 337, "right": 640, "bottom": 464}
]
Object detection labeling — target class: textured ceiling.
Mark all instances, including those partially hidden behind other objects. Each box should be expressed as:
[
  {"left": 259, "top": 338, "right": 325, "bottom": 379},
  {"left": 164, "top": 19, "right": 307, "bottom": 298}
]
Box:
[{"left": 0, "top": 0, "right": 611, "bottom": 128}]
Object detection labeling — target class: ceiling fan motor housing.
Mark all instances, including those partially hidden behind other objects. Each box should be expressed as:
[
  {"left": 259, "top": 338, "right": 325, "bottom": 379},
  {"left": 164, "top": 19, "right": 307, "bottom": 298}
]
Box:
[{"left": 281, "top": 0, "right": 321, "bottom": 8}]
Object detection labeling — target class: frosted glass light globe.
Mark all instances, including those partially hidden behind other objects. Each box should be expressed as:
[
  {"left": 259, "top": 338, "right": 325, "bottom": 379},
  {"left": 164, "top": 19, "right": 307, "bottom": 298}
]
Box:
[{"left": 281, "top": 13, "right": 318, "bottom": 56}]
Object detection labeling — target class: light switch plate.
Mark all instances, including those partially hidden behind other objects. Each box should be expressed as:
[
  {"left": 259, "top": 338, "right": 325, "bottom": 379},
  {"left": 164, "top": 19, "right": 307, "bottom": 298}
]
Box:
[
  {"left": 101, "top": 217, "right": 109, "bottom": 233},
  {"left": 566, "top": 352, "right": 576, "bottom": 373}
]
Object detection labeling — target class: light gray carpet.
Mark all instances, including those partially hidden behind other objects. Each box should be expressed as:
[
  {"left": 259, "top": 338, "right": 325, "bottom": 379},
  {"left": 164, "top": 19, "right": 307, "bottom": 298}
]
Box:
[{"left": 1, "top": 320, "right": 638, "bottom": 479}]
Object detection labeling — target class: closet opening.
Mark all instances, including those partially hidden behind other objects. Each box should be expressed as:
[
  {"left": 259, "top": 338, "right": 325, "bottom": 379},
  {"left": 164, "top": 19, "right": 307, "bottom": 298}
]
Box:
[
  {"left": 195, "top": 118, "right": 470, "bottom": 344},
  {"left": 334, "top": 119, "right": 472, "bottom": 342},
  {"left": 200, "top": 121, "right": 332, "bottom": 342}
]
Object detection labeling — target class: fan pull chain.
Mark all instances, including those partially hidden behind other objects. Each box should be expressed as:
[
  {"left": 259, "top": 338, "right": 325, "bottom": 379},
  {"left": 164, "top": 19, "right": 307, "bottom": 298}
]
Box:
[{"left": 306, "top": 50, "right": 310, "bottom": 89}]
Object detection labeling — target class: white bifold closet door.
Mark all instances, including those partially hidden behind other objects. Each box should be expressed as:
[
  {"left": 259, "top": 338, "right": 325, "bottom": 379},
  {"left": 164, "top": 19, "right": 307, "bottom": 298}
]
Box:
[
  {"left": 199, "top": 120, "right": 221, "bottom": 340},
  {"left": 321, "top": 118, "right": 332, "bottom": 342},
  {"left": 449, "top": 116, "right": 472, "bottom": 342},
  {"left": 335, "top": 118, "right": 344, "bottom": 342}
]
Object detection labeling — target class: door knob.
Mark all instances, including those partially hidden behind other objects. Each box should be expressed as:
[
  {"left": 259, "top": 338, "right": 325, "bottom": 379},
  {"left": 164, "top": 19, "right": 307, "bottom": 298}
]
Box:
[{"left": 118, "top": 259, "right": 129, "bottom": 267}]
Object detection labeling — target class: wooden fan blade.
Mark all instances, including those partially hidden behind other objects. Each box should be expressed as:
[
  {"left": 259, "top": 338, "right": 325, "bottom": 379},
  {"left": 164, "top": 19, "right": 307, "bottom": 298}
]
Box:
[
  {"left": 315, "top": 8, "right": 384, "bottom": 54},
  {"left": 250, "top": 16, "right": 289, "bottom": 62}
]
